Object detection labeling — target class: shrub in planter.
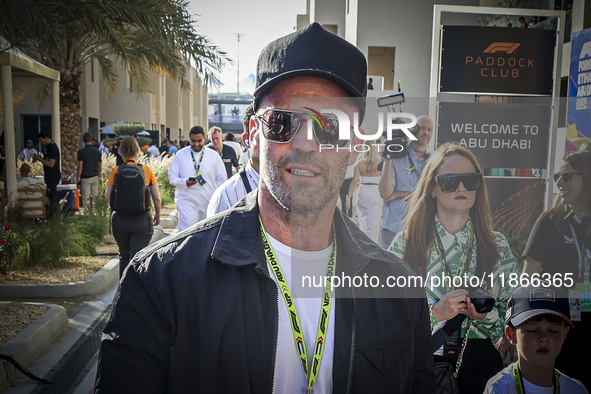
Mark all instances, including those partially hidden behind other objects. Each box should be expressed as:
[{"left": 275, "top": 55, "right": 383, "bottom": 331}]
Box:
[
  {"left": 19, "top": 216, "right": 97, "bottom": 268},
  {"left": 0, "top": 224, "right": 25, "bottom": 275}
]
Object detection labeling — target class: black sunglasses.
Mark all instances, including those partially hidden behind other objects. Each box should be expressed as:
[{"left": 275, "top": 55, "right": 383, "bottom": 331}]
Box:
[
  {"left": 433, "top": 172, "right": 483, "bottom": 193},
  {"left": 257, "top": 108, "right": 350, "bottom": 148},
  {"left": 553, "top": 171, "right": 580, "bottom": 183}
]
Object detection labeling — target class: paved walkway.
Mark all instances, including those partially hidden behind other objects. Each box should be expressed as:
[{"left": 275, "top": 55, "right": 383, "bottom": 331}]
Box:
[{"left": 5, "top": 283, "right": 117, "bottom": 394}]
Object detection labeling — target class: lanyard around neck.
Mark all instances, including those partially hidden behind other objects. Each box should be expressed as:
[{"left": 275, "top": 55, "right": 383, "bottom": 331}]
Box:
[
  {"left": 569, "top": 213, "right": 590, "bottom": 283},
  {"left": 433, "top": 224, "right": 475, "bottom": 292},
  {"left": 258, "top": 215, "right": 336, "bottom": 393},
  {"left": 190, "top": 149, "right": 205, "bottom": 173},
  {"left": 513, "top": 363, "right": 560, "bottom": 394}
]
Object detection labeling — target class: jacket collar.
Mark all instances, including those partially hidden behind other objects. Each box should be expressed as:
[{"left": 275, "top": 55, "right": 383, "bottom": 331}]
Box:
[{"left": 211, "top": 190, "right": 394, "bottom": 275}]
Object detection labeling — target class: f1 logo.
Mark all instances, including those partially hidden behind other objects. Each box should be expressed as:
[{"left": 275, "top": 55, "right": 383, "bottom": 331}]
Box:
[
  {"left": 580, "top": 41, "right": 591, "bottom": 60},
  {"left": 483, "top": 42, "right": 521, "bottom": 54}
]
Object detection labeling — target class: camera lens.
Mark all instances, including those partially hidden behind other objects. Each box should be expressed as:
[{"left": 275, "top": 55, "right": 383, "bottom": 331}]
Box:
[{"left": 469, "top": 288, "right": 495, "bottom": 314}]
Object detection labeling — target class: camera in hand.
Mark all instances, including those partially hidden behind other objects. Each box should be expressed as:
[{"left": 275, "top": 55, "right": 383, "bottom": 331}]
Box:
[
  {"left": 465, "top": 287, "right": 495, "bottom": 314},
  {"left": 381, "top": 129, "right": 408, "bottom": 160}
]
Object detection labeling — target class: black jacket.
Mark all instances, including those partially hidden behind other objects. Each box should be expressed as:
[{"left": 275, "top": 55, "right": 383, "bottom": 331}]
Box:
[{"left": 95, "top": 192, "right": 435, "bottom": 393}]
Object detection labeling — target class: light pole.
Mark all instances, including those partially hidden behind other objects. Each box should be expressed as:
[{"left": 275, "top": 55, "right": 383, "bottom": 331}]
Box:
[{"left": 236, "top": 33, "right": 243, "bottom": 95}]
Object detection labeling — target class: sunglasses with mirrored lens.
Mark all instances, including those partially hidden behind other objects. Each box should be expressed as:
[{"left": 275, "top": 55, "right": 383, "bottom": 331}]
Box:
[
  {"left": 553, "top": 171, "right": 580, "bottom": 183},
  {"left": 434, "top": 173, "right": 483, "bottom": 193},
  {"left": 257, "top": 108, "right": 349, "bottom": 148}
]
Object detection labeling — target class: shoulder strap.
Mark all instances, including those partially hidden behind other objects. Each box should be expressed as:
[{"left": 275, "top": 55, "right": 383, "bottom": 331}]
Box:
[{"left": 239, "top": 167, "right": 252, "bottom": 193}]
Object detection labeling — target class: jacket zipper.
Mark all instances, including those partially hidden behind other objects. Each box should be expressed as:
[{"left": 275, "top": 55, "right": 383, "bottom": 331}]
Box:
[
  {"left": 346, "top": 258, "right": 370, "bottom": 394},
  {"left": 256, "top": 266, "right": 280, "bottom": 393}
]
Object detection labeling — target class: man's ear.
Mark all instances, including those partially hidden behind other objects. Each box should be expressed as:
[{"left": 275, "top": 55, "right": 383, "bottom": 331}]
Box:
[
  {"left": 563, "top": 325, "right": 570, "bottom": 341},
  {"left": 348, "top": 128, "right": 365, "bottom": 165},
  {"left": 242, "top": 132, "right": 250, "bottom": 148},
  {"left": 505, "top": 326, "right": 517, "bottom": 345},
  {"left": 249, "top": 116, "right": 260, "bottom": 157}
]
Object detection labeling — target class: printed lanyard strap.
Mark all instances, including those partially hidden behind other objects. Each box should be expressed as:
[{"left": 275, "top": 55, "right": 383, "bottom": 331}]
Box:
[
  {"left": 405, "top": 148, "right": 417, "bottom": 175},
  {"left": 569, "top": 213, "right": 590, "bottom": 282},
  {"left": 513, "top": 363, "right": 560, "bottom": 394},
  {"left": 433, "top": 224, "right": 474, "bottom": 292},
  {"left": 258, "top": 215, "right": 336, "bottom": 394},
  {"left": 190, "top": 149, "right": 205, "bottom": 173}
]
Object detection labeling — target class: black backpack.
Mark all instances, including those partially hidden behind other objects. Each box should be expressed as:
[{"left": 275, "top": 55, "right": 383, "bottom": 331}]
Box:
[{"left": 110, "top": 163, "right": 151, "bottom": 214}]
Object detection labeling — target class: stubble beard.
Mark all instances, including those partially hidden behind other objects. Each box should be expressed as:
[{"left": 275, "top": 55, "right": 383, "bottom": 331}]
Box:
[{"left": 261, "top": 150, "right": 349, "bottom": 218}]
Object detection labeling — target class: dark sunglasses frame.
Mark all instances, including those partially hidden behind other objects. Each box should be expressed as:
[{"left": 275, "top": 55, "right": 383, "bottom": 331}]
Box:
[
  {"left": 553, "top": 171, "right": 580, "bottom": 183},
  {"left": 433, "top": 172, "right": 483, "bottom": 193},
  {"left": 257, "top": 108, "right": 350, "bottom": 148}
]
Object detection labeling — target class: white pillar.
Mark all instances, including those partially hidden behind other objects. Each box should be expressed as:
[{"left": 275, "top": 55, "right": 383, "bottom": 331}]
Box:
[
  {"left": 1, "top": 64, "right": 17, "bottom": 204},
  {"left": 51, "top": 79, "right": 61, "bottom": 174}
]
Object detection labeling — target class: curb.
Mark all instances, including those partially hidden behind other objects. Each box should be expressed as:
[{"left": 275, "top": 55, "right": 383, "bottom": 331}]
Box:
[
  {"left": 0, "top": 303, "right": 68, "bottom": 392},
  {"left": 0, "top": 257, "right": 119, "bottom": 299},
  {"left": 160, "top": 209, "right": 178, "bottom": 230}
]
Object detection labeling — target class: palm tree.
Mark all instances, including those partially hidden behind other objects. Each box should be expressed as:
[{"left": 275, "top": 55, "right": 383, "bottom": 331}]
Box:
[{"left": 0, "top": 0, "right": 227, "bottom": 174}]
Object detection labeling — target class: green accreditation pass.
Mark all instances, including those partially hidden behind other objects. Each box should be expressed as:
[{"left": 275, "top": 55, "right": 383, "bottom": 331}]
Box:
[{"left": 258, "top": 215, "right": 336, "bottom": 394}]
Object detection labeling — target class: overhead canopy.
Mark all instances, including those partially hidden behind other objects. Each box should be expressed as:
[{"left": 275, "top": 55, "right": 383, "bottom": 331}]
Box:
[
  {"left": 100, "top": 121, "right": 127, "bottom": 135},
  {"left": 0, "top": 45, "right": 60, "bottom": 132},
  {"left": 0, "top": 39, "right": 60, "bottom": 204}
]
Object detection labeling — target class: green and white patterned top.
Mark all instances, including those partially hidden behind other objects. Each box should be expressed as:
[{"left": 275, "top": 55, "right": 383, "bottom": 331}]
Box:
[{"left": 389, "top": 216, "right": 520, "bottom": 341}]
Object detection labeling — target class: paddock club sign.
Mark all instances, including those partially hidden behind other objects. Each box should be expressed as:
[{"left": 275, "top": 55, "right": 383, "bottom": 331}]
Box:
[{"left": 440, "top": 26, "right": 556, "bottom": 95}]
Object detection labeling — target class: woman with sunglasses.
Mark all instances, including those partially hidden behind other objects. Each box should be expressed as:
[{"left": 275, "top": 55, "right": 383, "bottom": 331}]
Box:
[
  {"left": 388, "top": 142, "right": 520, "bottom": 394},
  {"left": 522, "top": 150, "right": 591, "bottom": 388}
]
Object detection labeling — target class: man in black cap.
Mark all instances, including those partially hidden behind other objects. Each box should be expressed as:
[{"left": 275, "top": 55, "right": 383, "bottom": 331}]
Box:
[{"left": 95, "top": 23, "right": 434, "bottom": 393}]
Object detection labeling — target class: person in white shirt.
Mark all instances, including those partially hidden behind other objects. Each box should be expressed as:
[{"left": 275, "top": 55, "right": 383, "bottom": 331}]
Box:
[
  {"left": 207, "top": 104, "right": 260, "bottom": 217},
  {"left": 224, "top": 132, "right": 244, "bottom": 161},
  {"left": 167, "top": 126, "right": 227, "bottom": 230},
  {"left": 19, "top": 140, "right": 38, "bottom": 162},
  {"left": 147, "top": 142, "right": 160, "bottom": 158}
]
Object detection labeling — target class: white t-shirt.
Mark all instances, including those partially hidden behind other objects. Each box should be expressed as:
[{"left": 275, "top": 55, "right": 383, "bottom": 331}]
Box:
[
  {"left": 239, "top": 150, "right": 249, "bottom": 167},
  {"left": 206, "top": 161, "right": 259, "bottom": 217},
  {"left": 484, "top": 363, "right": 588, "bottom": 394},
  {"left": 225, "top": 140, "right": 243, "bottom": 159},
  {"left": 147, "top": 145, "right": 160, "bottom": 158},
  {"left": 266, "top": 233, "right": 335, "bottom": 394}
]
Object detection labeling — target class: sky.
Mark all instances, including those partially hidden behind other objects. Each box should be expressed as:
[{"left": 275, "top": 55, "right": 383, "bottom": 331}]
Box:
[{"left": 188, "top": 0, "right": 307, "bottom": 94}]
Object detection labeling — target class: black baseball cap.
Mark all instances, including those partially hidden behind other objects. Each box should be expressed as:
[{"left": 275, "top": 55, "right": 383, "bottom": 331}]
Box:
[
  {"left": 254, "top": 22, "right": 368, "bottom": 120},
  {"left": 506, "top": 285, "right": 573, "bottom": 328}
]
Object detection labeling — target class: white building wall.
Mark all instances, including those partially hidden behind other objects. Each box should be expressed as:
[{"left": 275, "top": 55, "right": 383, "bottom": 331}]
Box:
[
  {"left": 99, "top": 62, "right": 152, "bottom": 126},
  {"left": 309, "top": 0, "right": 346, "bottom": 36},
  {"left": 165, "top": 78, "right": 182, "bottom": 143},
  {"left": 9, "top": 60, "right": 217, "bottom": 149},
  {"left": 308, "top": 0, "right": 480, "bottom": 98},
  {"left": 80, "top": 60, "right": 101, "bottom": 141}
]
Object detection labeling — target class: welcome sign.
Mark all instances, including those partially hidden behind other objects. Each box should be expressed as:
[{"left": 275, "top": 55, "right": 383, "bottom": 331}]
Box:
[
  {"left": 440, "top": 26, "right": 556, "bottom": 95},
  {"left": 437, "top": 102, "right": 551, "bottom": 170}
]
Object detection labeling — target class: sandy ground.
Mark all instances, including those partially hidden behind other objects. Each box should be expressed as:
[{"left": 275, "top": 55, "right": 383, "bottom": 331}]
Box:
[{"left": 0, "top": 241, "right": 118, "bottom": 347}]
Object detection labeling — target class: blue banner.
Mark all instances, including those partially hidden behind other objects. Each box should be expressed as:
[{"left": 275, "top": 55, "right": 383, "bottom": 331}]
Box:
[{"left": 567, "top": 28, "right": 591, "bottom": 152}]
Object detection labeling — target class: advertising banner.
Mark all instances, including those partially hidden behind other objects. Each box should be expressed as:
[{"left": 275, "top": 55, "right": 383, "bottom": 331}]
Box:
[
  {"left": 566, "top": 27, "right": 591, "bottom": 152},
  {"left": 440, "top": 26, "right": 556, "bottom": 95},
  {"left": 437, "top": 102, "right": 551, "bottom": 173}
]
